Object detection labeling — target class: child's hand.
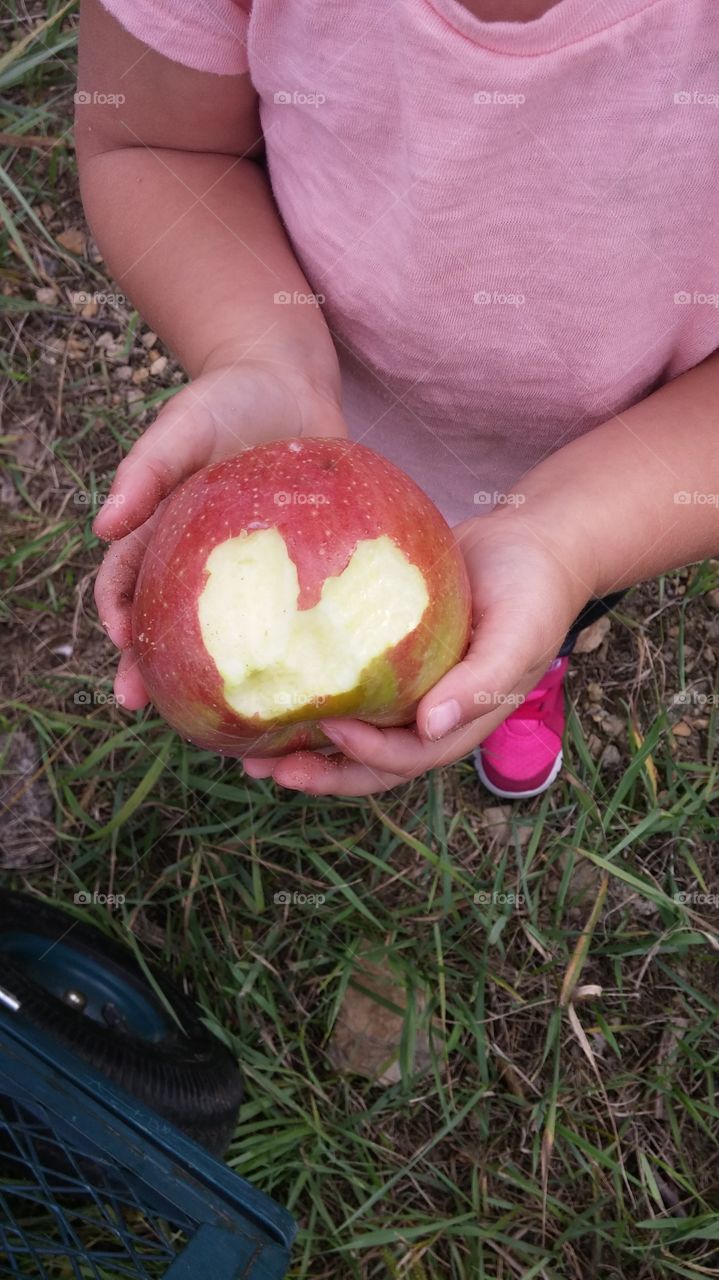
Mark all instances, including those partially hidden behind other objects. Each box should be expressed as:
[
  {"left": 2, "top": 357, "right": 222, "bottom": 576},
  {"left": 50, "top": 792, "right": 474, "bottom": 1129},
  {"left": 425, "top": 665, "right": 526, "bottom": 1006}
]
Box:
[
  {"left": 243, "top": 514, "right": 596, "bottom": 795},
  {"left": 94, "top": 359, "right": 346, "bottom": 710}
]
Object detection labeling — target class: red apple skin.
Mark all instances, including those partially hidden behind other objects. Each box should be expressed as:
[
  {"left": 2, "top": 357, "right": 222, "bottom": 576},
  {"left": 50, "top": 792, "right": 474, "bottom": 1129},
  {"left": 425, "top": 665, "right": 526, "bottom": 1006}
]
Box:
[{"left": 132, "top": 439, "right": 472, "bottom": 758}]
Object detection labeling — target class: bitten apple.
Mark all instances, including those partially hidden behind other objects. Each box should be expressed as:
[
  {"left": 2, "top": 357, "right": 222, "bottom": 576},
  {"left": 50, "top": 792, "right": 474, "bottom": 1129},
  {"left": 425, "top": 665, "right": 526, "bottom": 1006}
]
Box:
[{"left": 132, "top": 439, "right": 471, "bottom": 757}]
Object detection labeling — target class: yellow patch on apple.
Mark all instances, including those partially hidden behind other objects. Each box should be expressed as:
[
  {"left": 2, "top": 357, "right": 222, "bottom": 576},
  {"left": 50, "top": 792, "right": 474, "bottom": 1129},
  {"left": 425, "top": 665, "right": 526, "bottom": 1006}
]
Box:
[{"left": 197, "top": 528, "right": 428, "bottom": 720}]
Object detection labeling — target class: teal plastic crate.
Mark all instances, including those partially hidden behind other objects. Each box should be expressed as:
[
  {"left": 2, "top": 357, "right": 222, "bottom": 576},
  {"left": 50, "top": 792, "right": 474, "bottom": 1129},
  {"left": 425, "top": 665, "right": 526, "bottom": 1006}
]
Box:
[{"left": 0, "top": 1006, "right": 295, "bottom": 1278}]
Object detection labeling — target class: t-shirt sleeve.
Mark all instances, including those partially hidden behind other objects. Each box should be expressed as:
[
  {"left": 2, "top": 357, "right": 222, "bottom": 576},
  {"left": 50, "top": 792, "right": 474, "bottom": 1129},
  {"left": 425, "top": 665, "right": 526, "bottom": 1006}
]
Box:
[{"left": 98, "top": 0, "right": 250, "bottom": 75}]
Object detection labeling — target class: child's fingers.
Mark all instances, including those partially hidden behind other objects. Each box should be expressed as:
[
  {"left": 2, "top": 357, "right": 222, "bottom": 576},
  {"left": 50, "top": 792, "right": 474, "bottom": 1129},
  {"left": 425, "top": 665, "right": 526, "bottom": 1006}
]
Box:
[
  {"left": 247, "top": 750, "right": 406, "bottom": 796},
  {"left": 416, "top": 596, "right": 565, "bottom": 743},
  {"left": 94, "top": 514, "right": 160, "bottom": 648},
  {"left": 114, "top": 648, "right": 149, "bottom": 710},
  {"left": 243, "top": 710, "right": 492, "bottom": 793},
  {"left": 92, "top": 393, "right": 218, "bottom": 540},
  {"left": 242, "top": 758, "right": 277, "bottom": 779},
  {"left": 320, "top": 715, "right": 502, "bottom": 774},
  {"left": 320, "top": 719, "right": 430, "bottom": 774}
]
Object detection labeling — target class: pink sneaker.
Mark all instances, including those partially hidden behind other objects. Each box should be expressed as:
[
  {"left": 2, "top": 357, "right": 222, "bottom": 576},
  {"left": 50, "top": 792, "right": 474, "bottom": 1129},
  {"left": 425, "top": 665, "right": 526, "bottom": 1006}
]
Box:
[{"left": 473, "top": 657, "right": 568, "bottom": 799}]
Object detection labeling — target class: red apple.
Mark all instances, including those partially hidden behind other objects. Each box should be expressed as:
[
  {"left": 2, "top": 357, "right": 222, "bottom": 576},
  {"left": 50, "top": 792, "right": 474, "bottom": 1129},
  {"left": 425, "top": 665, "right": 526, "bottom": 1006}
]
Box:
[{"left": 132, "top": 438, "right": 471, "bottom": 757}]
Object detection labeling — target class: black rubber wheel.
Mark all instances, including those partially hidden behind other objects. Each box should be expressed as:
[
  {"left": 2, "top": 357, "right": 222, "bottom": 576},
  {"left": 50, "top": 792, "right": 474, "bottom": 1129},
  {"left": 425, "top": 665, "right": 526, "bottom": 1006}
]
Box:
[{"left": 0, "top": 890, "right": 243, "bottom": 1157}]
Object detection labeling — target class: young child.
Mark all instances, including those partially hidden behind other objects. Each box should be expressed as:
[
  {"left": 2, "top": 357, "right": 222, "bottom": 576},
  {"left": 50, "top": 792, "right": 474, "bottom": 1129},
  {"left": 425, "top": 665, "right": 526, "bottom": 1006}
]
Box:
[{"left": 77, "top": 0, "right": 719, "bottom": 799}]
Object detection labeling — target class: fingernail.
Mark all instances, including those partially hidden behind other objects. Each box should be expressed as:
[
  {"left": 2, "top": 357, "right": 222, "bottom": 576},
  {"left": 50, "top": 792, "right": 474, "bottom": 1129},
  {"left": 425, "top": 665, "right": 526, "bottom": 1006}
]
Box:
[
  {"left": 425, "top": 699, "right": 461, "bottom": 741},
  {"left": 320, "top": 720, "right": 346, "bottom": 746}
]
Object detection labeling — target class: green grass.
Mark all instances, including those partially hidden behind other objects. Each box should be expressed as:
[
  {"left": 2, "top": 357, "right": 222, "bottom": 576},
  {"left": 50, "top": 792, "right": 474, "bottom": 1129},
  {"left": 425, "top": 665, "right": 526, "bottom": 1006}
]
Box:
[{"left": 1, "top": 6, "right": 719, "bottom": 1277}]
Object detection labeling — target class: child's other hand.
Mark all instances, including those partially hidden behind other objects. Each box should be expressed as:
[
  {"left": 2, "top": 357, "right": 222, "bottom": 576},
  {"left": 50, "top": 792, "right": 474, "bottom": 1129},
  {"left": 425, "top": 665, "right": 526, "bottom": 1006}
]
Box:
[
  {"left": 243, "top": 514, "right": 597, "bottom": 795},
  {"left": 94, "top": 359, "right": 346, "bottom": 710}
]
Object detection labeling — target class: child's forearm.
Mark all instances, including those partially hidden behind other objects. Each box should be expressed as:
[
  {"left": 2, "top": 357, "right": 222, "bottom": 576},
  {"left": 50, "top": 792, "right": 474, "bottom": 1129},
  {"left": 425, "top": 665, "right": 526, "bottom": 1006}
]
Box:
[
  {"left": 495, "top": 352, "right": 719, "bottom": 597},
  {"left": 77, "top": 143, "right": 341, "bottom": 395}
]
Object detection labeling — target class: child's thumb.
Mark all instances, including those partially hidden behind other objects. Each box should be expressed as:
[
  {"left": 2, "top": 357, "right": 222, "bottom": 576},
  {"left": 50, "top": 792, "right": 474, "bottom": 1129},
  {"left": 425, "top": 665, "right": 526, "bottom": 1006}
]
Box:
[
  {"left": 92, "top": 392, "right": 216, "bottom": 540},
  {"left": 416, "top": 599, "right": 565, "bottom": 743}
]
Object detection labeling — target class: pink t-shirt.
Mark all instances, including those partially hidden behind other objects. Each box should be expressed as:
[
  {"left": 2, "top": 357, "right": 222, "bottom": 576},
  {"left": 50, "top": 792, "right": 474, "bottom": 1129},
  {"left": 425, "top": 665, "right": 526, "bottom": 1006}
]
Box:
[{"left": 99, "top": 0, "right": 719, "bottom": 525}]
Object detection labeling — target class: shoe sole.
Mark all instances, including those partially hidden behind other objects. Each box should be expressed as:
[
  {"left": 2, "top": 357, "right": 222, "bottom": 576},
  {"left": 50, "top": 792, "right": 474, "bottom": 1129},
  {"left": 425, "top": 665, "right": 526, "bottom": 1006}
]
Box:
[{"left": 473, "top": 748, "right": 564, "bottom": 800}]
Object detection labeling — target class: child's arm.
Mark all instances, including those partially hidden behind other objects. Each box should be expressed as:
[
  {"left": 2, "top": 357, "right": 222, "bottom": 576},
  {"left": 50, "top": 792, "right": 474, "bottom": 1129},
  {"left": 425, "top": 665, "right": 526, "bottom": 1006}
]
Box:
[
  {"left": 77, "top": 0, "right": 345, "bottom": 706},
  {"left": 77, "top": 0, "right": 340, "bottom": 396}
]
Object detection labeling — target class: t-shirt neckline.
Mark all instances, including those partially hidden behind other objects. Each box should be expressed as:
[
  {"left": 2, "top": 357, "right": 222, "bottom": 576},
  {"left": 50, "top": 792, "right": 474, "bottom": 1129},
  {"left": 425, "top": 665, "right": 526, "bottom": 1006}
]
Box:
[{"left": 420, "top": 0, "right": 662, "bottom": 56}]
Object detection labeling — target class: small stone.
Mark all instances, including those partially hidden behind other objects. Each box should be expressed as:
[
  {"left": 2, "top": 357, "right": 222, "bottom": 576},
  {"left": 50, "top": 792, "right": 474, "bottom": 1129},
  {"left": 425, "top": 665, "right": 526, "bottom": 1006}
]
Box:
[
  {"left": 140, "top": 330, "right": 158, "bottom": 348},
  {"left": 50, "top": 642, "right": 73, "bottom": 658},
  {"left": 602, "top": 714, "right": 625, "bottom": 738},
  {"left": 599, "top": 743, "right": 622, "bottom": 768},
  {"left": 56, "top": 227, "right": 86, "bottom": 255},
  {"left": 114, "top": 365, "right": 133, "bottom": 382},
  {"left": 574, "top": 616, "right": 612, "bottom": 654},
  {"left": 671, "top": 721, "right": 692, "bottom": 738},
  {"left": 149, "top": 355, "right": 168, "bottom": 376},
  {"left": 35, "top": 286, "right": 57, "bottom": 305},
  {"left": 587, "top": 682, "right": 603, "bottom": 703},
  {"left": 482, "top": 804, "right": 513, "bottom": 839},
  {"left": 131, "top": 366, "right": 149, "bottom": 385},
  {"left": 329, "top": 945, "right": 440, "bottom": 1085}
]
